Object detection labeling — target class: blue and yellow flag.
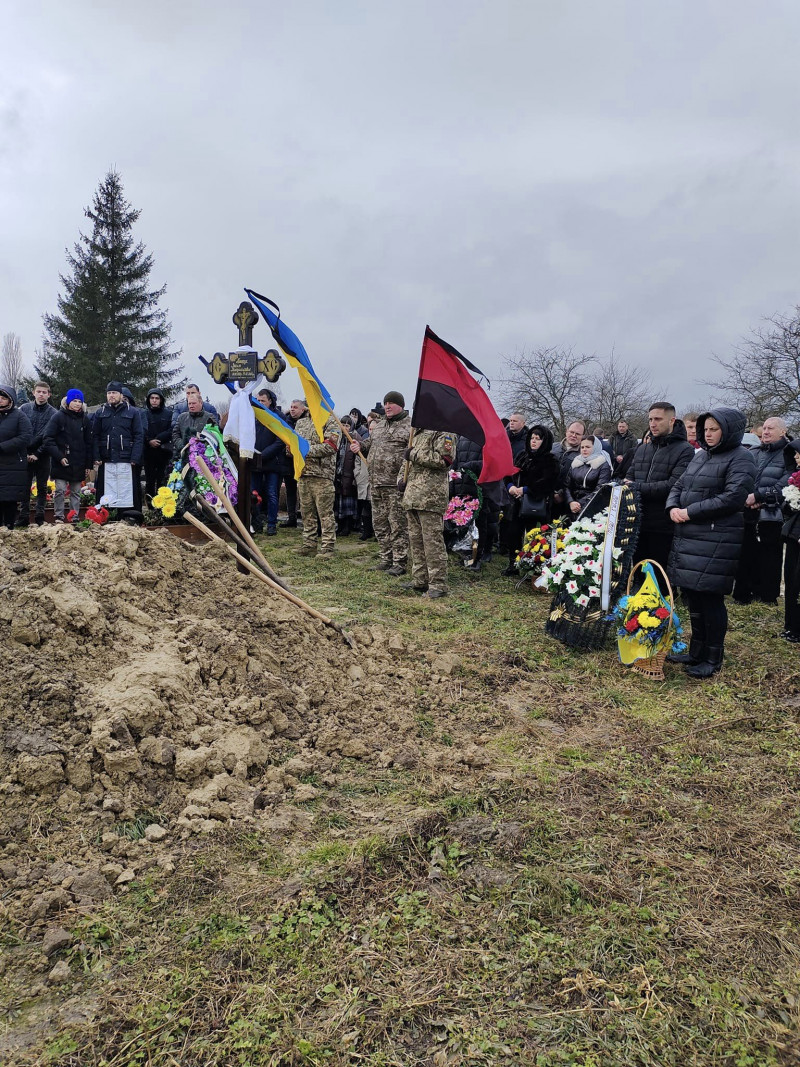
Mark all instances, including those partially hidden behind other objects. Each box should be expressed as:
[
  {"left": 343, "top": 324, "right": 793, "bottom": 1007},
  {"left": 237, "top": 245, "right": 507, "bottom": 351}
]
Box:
[
  {"left": 251, "top": 396, "right": 309, "bottom": 481},
  {"left": 208, "top": 368, "right": 310, "bottom": 480},
  {"left": 245, "top": 289, "right": 335, "bottom": 440}
]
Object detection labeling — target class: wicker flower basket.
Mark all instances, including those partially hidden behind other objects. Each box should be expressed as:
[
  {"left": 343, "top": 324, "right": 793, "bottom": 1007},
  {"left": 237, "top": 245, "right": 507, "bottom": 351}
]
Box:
[{"left": 625, "top": 559, "right": 675, "bottom": 681}]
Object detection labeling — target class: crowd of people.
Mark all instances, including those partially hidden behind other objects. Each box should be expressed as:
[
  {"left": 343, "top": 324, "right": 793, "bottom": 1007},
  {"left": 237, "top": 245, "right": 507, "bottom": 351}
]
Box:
[{"left": 1, "top": 377, "right": 798, "bottom": 680}]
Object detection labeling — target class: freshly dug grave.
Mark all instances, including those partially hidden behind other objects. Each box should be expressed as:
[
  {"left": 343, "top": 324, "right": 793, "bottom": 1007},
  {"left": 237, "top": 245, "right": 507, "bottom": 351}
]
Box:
[{"left": 0, "top": 525, "right": 476, "bottom": 924}]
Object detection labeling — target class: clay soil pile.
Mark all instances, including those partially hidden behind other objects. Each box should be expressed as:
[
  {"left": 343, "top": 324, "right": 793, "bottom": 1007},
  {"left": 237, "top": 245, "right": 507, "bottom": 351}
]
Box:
[{"left": 0, "top": 524, "right": 466, "bottom": 901}]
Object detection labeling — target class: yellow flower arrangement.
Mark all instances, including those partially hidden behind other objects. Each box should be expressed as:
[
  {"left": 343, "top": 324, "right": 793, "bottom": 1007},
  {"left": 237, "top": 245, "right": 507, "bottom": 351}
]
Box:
[{"left": 151, "top": 486, "right": 178, "bottom": 517}]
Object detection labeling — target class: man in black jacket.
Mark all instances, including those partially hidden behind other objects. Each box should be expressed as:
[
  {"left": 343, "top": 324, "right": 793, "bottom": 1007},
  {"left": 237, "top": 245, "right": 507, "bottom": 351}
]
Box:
[
  {"left": 732, "top": 415, "right": 791, "bottom": 604},
  {"left": 143, "top": 389, "right": 173, "bottom": 499},
  {"left": 505, "top": 413, "right": 529, "bottom": 466},
  {"left": 626, "top": 402, "right": 694, "bottom": 576},
  {"left": 92, "top": 382, "right": 145, "bottom": 514},
  {"left": 610, "top": 419, "right": 637, "bottom": 474},
  {"left": 17, "top": 381, "right": 56, "bottom": 526}
]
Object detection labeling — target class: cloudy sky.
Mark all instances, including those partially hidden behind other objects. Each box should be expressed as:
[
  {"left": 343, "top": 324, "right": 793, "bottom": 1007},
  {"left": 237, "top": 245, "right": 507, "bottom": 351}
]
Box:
[{"left": 2, "top": 0, "right": 799, "bottom": 414}]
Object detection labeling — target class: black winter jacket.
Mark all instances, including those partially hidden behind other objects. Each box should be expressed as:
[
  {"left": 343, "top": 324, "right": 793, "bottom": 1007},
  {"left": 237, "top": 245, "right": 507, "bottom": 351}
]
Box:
[
  {"left": 44, "top": 402, "right": 93, "bottom": 481},
  {"left": 627, "top": 421, "right": 695, "bottom": 533},
  {"left": 565, "top": 444, "right": 613, "bottom": 509},
  {"left": 255, "top": 414, "right": 288, "bottom": 475},
  {"left": 782, "top": 439, "right": 800, "bottom": 542},
  {"left": 450, "top": 436, "right": 483, "bottom": 500},
  {"left": 747, "top": 437, "right": 791, "bottom": 523},
  {"left": 19, "top": 400, "right": 56, "bottom": 458},
  {"left": 506, "top": 426, "right": 529, "bottom": 467},
  {"left": 610, "top": 430, "right": 637, "bottom": 469},
  {"left": 172, "top": 408, "right": 219, "bottom": 455},
  {"left": 505, "top": 426, "right": 560, "bottom": 521},
  {"left": 557, "top": 444, "right": 580, "bottom": 489},
  {"left": 455, "top": 436, "right": 483, "bottom": 476},
  {"left": 666, "top": 407, "right": 756, "bottom": 595},
  {"left": 92, "top": 401, "right": 144, "bottom": 465},
  {"left": 0, "top": 387, "right": 33, "bottom": 502},
  {"left": 144, "top": 390, "right": 173, "bottom": 458}
]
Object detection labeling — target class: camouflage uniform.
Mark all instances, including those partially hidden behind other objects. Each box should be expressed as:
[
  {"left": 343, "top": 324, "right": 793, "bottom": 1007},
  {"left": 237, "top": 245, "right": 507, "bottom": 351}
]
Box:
[
  {"left": 361, "top": 410, "right": 411, "bottom": 568},
  {"left": 295, "top": 414, "right": 342, "bottom": 555},
  {"left": 402, "top": 430, "right": 456, "bottom": 593}
]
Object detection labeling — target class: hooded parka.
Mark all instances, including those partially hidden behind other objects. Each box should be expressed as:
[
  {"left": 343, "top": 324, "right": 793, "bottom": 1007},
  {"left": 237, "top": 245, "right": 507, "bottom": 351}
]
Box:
[
  {"left": 666, "top": 407, "right": 756, "bottom": 594},
  {"left": 0, "top": 386, "right": 33, "bottom": 502},
  {"left": 144, "top": 390, "right": 173, "bottom": 456}
]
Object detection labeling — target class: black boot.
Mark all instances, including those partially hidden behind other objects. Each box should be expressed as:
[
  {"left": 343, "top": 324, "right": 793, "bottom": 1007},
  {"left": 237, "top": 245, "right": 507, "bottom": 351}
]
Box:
[
  {"left": 666, "top": 613, "right": 705, "bottom": 664},
  {"left": 685, "top": 646, "right": 724, "bottom": 679}
]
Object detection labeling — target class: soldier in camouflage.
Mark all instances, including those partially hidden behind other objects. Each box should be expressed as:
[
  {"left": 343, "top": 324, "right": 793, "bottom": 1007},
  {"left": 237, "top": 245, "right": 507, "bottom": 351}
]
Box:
[
  {"left": 350, "top": 391, "right": 411, "bottom": 575},
  {"left": 294, "top": 406, "right": 342, "bottom": 557},
  {"left": 401, "top": 428, "right": 457, "bottom": 598}
]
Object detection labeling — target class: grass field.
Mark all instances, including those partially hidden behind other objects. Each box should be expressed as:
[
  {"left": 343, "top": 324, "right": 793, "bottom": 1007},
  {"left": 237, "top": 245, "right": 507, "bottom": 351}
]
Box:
[{"left": 4, "top": 527, "right": 800, "bottom": 1066}]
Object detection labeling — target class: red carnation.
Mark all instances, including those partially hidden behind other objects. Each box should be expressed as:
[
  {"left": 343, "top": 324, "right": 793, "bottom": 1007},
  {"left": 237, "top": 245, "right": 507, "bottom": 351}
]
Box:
[
  {"left": 541, "top": 524, "right": 550, "bottom": 532},
  {"left": 624, "top": 616, "right": 639, "bottom": 633},
  {"left": 86, "top": 506, "right": 109, "bottom": 526},
  {"left": 654, "top": 607, "right": 670, "bottom": 620},
  {"left": 66, "top": 510, "right": 78, "bottom": 523}
]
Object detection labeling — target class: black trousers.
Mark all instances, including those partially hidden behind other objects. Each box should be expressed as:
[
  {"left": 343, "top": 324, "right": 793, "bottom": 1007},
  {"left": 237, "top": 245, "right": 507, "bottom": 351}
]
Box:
[
  {"left": 282, "top": 474, "right": 298, "bottom": 520},
  {"left": 635, "top": 529, "right": 674, "bottom": 575},
  {"left": 684, "top": 589, "right": 728, "bottom": 649},
  {"left": 144, "top": 450, "right": 170, "bottom": 499},
  {"left": 784, "top": 538, "right": 800, "bottom": 635},
  {"left": 0, "top": 501, "right": 18, "bottom": 528},
  {"left": 478, "top": 496, "right": 500, "bottom": 560},
  {"left": 21, "top": 456, "right": 51, "bottom": 517},
  {"left": 734, "top": 521, "right": 784, "bottom": 603}
]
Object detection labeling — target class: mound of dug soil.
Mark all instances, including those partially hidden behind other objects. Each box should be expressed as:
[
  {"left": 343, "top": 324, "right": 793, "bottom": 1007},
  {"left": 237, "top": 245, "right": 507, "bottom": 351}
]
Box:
[{"left": 0, "top": 525, "right": 473, "bottom": 910}]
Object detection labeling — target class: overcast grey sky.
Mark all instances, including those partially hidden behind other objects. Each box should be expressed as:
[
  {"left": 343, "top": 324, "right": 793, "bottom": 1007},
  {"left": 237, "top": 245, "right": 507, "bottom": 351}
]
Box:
[{"left": 2, "top": 0, "right": 799, "bottom": 414}]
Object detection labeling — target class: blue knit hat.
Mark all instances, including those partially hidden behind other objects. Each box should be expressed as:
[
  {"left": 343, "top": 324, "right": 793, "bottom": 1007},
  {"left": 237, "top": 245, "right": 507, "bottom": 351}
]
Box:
[{"left": 66, "top": 389, "right": 84, "bottom": 404}]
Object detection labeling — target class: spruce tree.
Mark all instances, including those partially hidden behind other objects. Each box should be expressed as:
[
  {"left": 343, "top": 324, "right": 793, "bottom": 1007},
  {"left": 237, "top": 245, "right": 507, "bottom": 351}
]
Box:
[{"left": 39, "top": 170, "right": 185, "bottom": 403}]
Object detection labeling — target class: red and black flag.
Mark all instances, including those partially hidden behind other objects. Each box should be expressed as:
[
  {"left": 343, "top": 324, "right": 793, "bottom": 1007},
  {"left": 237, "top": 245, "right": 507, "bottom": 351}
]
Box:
[{"left": 411, "top": 326, "right": 517, "bottom": 484}]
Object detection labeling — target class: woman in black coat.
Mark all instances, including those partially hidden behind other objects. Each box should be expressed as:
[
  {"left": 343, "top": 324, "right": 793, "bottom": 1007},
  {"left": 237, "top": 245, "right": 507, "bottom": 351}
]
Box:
[
  {"left": 781, "top": 438, "right": 800, "bottom": 643},
  {"left": 666, "top": 407, "right": 756, "bottom": 678},
  {"left": 0, "top": 384, "right": 33, "bottom": 528},
  {"left": 502, "top": 424, "right": 560, "bottom": 575}
]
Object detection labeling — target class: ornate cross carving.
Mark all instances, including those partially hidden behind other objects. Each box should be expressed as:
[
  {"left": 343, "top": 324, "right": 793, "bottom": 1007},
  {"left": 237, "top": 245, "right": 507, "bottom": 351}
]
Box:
[{"left": 232, "top": 301, "right": 259, "bottom": 347}]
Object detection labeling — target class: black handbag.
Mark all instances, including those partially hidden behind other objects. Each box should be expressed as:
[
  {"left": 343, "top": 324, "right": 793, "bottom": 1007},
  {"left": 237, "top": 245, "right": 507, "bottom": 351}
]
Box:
[{"left": 519, "top": 493, "right": 549, "bottom": 521}]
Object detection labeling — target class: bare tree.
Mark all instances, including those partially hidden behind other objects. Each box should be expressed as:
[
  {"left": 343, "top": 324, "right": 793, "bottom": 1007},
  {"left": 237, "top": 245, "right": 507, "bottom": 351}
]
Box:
[
  {"left": 500, "top": 346, "right": 598, "bottom": 437},
  {"left": 707, "top": 307, "right": 800, "bottom": 423},
  {"left": 1, "top": 332, "right": 24, "bottom": 390},
  {"left": 583, "top": 354, "right": 653, "bottom": 434}
]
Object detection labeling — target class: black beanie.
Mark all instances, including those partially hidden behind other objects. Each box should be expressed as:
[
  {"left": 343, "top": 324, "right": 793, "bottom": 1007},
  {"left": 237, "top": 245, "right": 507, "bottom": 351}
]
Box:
[
  {"left": 383, "top": 390, "right": 405, "bottom": 407},
  {"left": 106, "top": 380, "right": 124, "bottom": 393}
]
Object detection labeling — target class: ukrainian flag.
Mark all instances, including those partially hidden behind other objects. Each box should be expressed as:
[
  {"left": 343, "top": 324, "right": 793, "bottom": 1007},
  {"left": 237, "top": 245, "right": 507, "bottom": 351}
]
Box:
[
  {"left": 250, "top": 396, "right": 309, "bottom": 480},
  {"left": 210, "top": 369, "right": 311, "bottom": 480},
  {"left": 245, "top": 289, "right": 335, "bottom": 440}
]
